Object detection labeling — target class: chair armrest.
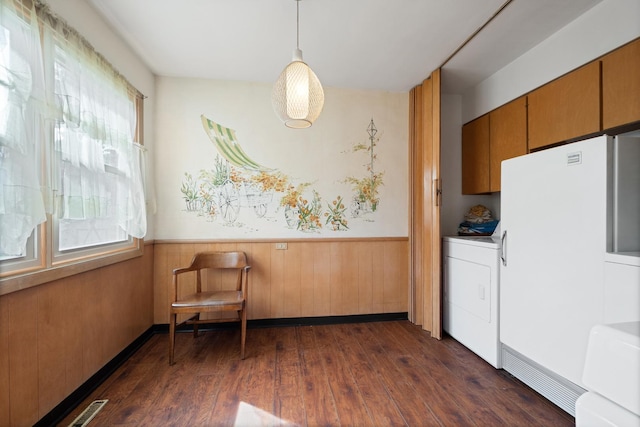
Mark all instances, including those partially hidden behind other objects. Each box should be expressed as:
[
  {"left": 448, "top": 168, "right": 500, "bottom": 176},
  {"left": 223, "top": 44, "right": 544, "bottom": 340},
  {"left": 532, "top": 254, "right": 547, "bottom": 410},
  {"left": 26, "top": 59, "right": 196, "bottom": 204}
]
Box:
[{"left": 173, "top": 266, "right": 194, "bottom": 275}]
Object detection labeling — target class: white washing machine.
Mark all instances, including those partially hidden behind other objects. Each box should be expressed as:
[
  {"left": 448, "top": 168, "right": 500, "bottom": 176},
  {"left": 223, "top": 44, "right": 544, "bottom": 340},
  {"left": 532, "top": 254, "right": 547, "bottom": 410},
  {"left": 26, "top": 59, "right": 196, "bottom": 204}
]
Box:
[{"left": 443, "top": 236, "right": 501, "bottom": 368}]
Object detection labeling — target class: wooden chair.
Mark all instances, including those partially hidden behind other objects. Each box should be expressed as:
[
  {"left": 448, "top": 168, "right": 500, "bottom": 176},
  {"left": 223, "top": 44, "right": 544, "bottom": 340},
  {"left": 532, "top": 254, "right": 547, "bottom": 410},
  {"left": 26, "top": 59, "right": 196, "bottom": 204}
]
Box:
[{"left": 169, "top": 251, "right": 251, "bottom": 365}]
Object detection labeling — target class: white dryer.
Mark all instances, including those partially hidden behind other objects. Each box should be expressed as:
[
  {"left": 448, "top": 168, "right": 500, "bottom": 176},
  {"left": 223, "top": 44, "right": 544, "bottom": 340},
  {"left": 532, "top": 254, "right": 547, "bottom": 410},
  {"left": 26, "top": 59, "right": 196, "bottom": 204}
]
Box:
[{"left": 443, "top": 236, "right": 501, "bottom": 368}]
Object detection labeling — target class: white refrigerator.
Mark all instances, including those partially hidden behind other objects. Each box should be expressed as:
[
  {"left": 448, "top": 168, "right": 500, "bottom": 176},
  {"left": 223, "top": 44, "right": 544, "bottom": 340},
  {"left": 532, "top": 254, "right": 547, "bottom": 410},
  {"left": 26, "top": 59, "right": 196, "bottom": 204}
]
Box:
[{"left": 499, "top": 134, "right": 613, "bottom": 415}]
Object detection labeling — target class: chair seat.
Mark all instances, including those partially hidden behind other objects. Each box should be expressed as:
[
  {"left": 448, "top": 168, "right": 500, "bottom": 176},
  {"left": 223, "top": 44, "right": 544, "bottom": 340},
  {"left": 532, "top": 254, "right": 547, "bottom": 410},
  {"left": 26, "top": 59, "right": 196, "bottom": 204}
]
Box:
[{"left": 172, "top": 290, "right": 243, "bottom": 309}]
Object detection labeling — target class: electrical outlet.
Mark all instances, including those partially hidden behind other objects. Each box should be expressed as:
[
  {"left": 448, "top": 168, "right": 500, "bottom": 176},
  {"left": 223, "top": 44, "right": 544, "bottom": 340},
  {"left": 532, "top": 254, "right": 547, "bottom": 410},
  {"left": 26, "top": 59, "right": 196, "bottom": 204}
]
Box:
[{"left": 275, "top": 242, "right": 288, "bottom": 250}]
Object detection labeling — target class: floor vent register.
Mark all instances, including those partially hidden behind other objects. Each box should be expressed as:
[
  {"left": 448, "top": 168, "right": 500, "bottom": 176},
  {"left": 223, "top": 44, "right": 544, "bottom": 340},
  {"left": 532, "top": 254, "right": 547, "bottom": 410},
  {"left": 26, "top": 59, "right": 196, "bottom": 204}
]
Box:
[{"left": 68, "top": 399, "right": 108, "bottom": 427}]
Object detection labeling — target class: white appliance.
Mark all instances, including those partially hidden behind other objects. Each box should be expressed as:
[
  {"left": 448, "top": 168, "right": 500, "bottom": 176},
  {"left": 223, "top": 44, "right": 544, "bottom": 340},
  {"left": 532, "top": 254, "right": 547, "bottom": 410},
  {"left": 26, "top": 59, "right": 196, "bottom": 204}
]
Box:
[
  {"left": 443, "top": 235, "right": 501, "bottom": 368},
  {"left": 576, "top": 321, "right": 640, "bottom": 426},
  {"left": 604, "top": 253, "right": 640, "bottom": 323},
  {"left": 499, "top": 134, "right": 640, "bottom": 416},
  {"left": 604, "top": 134, "right": 640, "bottom": 324}
]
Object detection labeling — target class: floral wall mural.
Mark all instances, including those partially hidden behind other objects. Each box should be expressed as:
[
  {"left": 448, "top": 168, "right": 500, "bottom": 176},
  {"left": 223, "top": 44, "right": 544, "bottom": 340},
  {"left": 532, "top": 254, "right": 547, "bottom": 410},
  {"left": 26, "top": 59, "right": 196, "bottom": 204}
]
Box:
[
  {"left": 342, "top": 119, "right": 384, "bottom": 220},
  {"left": 154, "top": 77, "right": 408, "bottom": 240},
  {"left": 181, "top": 116, "right": 386, "bottom": 234}
]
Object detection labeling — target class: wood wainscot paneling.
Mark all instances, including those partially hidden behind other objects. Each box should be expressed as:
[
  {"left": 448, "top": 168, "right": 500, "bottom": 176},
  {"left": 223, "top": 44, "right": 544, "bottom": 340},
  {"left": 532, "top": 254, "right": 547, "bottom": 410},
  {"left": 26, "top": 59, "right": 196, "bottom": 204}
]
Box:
[
  {"left": 0, "top": 245, "right": 154, "bottom": 426},
  {"left": 153, "top": 239, "right": 409, "bottom": 324}
]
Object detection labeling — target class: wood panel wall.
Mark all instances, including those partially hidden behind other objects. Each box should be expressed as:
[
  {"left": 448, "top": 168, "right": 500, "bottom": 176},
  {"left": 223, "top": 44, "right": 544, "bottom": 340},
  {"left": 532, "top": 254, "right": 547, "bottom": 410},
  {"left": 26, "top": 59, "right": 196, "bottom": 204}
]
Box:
[
  {"left": 0, "top": 246, "right": 154, "bottom": 426},
  {"left": 153, "top": 239, "right": 409, "bottom": 324}
]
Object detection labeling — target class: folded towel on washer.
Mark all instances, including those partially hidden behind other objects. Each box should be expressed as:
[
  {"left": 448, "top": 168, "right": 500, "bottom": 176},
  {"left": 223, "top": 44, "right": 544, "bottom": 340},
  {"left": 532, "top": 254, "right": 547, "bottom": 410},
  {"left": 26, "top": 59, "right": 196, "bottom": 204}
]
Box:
[{"left": 458, "top": 220, "right": 499, "bottom": 235}]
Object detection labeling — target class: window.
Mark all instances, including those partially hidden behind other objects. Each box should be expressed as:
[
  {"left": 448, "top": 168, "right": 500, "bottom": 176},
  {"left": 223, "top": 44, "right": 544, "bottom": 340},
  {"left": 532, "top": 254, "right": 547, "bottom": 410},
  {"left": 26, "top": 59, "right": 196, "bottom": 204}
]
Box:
[{"left": 0, "top": 0, "right": 146, "bottom": 287}]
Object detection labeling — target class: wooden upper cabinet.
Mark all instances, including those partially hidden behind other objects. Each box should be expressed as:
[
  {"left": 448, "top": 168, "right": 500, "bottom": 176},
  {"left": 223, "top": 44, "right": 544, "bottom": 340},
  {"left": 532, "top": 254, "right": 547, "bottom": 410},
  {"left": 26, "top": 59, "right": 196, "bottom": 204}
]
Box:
[
  {"left": 461, "top": 98, "right": 526, "bottom": 194},
  {"left": 528, "top": 61, "right": 601, "bottom": 150},
  {"left": 602, "top": 38, "right": 640, "bottom": 130},
  {"left": 489, "top": 96, "right": 527, "bottom": 192},
  {"left": 461, "top": 114, "right": 490, "bottom": 194}
]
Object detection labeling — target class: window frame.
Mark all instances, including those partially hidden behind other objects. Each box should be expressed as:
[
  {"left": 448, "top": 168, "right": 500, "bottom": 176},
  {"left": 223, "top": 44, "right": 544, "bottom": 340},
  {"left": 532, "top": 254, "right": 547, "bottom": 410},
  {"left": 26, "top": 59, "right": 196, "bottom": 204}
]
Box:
[{"left": 0, "top": 4, "right": 145, "bottom": 295}]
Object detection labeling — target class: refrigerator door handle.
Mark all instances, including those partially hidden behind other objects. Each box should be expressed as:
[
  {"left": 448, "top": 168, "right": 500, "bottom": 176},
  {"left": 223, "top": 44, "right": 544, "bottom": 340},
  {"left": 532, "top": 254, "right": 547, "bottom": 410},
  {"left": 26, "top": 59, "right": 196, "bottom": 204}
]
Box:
[{"left": 500, "top": 230, "right": 507, "bottom": 266}]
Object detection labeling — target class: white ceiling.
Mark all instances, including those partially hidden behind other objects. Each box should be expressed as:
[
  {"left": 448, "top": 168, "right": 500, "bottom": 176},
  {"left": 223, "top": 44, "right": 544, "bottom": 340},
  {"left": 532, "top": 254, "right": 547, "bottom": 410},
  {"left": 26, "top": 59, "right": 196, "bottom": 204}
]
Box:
[{"left": 88, "top": 0, "right": 602, "bottom": 94}]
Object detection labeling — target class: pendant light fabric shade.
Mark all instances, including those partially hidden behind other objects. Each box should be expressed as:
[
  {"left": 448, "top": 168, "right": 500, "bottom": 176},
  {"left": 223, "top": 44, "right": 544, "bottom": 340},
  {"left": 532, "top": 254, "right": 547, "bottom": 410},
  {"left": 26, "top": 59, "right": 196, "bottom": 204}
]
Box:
[
  {"left": 272, "top": 53, "right": 324, "bottom": 129},
  {"left": 272, "top": 1, "right": 324, "bottom": 129}
]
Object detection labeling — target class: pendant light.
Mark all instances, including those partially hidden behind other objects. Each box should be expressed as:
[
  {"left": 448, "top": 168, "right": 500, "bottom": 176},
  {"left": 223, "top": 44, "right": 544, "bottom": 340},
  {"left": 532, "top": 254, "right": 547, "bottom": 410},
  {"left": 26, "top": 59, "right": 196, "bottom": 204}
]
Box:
[{"left": 272, "top": 0, "right": 324, "bottom": 129}]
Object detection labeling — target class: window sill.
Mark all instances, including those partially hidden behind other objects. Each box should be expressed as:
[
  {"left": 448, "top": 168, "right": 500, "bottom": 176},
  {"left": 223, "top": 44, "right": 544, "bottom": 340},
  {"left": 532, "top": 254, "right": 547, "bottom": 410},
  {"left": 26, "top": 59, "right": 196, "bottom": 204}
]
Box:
[{"left": 0, "top": 243, "right": 144, "bottom": 296}]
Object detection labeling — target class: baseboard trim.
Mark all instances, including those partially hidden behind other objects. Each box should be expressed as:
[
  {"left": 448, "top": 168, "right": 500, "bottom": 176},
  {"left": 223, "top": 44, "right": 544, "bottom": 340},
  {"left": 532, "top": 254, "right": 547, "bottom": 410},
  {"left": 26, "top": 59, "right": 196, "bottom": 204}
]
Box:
[
  {"left": 37, "top": 312, "right": 407, "bottom": 426},
  {"left": 251, "top": 312, "right": 409, "bottom": 328},
  {"left": 155, "top": 312, "right": 409, "bottom": 333}
]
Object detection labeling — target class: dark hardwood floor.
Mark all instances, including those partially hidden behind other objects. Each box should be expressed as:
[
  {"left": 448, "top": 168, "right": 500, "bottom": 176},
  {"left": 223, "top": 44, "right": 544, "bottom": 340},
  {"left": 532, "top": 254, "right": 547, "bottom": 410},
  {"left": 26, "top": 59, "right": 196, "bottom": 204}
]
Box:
[{"left": 59, "top": 321, "right": 574, "bottom": 426}]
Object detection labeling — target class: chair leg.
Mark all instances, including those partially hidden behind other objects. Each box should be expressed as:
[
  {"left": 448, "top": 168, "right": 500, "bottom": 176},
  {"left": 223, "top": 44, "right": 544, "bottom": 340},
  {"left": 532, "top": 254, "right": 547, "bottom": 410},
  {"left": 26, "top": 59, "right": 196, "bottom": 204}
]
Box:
[
  {"left": 193, "top": 313, "right": 200, "bottom": 338},
  {"left": 169, "top": 312, "right": 177, "bottom": 365},
  {"left": 240, "top": 307, "right": 247, "bottom": 360}
]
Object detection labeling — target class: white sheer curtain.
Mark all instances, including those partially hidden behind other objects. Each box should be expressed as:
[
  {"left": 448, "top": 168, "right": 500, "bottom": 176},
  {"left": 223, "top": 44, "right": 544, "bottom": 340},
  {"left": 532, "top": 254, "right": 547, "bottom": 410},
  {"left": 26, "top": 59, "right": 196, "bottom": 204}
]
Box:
[
  {"left": 42, "top": 3, "right": 146, "bottom": 243},
  {"left": 120, "top": 142, "right": 147, "bottom": 238},
  {"left": 0, "top": 1, "right": 48, "bottom": 256}
]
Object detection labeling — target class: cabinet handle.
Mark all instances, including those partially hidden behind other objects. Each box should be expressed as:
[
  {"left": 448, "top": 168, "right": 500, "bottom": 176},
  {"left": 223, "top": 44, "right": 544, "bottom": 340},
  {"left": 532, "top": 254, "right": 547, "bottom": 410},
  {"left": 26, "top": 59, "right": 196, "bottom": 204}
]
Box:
[{"left": 500, "top": 230, "right": 507, "bottom": 266}]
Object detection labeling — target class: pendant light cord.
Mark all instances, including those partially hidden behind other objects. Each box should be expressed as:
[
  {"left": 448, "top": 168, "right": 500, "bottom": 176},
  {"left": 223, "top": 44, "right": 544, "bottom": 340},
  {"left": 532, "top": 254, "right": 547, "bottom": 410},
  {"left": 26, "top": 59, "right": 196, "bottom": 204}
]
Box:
[{"left": 296, "top": 0, "right": 300, "bottom": 50}]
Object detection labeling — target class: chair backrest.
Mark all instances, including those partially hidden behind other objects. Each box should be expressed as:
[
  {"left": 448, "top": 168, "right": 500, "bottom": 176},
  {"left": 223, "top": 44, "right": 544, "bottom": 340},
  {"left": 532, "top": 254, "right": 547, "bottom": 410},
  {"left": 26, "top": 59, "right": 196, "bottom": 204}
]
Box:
[
  {"left": 173, "top": 251, "right": 249, "bottom": 295},
  {"left": 188, "top": 251, "right": 248, "bottom": 271}
]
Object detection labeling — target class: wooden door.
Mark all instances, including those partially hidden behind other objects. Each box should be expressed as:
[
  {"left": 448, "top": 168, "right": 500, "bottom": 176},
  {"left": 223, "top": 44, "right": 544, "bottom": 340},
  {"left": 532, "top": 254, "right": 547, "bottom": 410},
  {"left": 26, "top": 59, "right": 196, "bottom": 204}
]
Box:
[
  {"left": 409, "top": 69, "right": 442, "bottom": 339},
  {"left": 409, "top": 85, "right": 425, "bottom": 326}
]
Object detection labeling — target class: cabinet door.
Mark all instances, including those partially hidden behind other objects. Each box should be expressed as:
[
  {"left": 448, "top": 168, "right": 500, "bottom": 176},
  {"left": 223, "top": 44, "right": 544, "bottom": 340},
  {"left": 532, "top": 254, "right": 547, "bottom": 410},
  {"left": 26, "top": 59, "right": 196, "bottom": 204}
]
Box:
[
  {"left": 489, "top": 96, "right": 527, "bottom": 192},
  {"left": 461, "top": 114, "right": 489, "bottom": 194},
  {"left": 528, "top": 61, "right": 601, "bottom": 150},
  {"left": 602, "top": 38, "right": 640, "bottom": 130}
]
